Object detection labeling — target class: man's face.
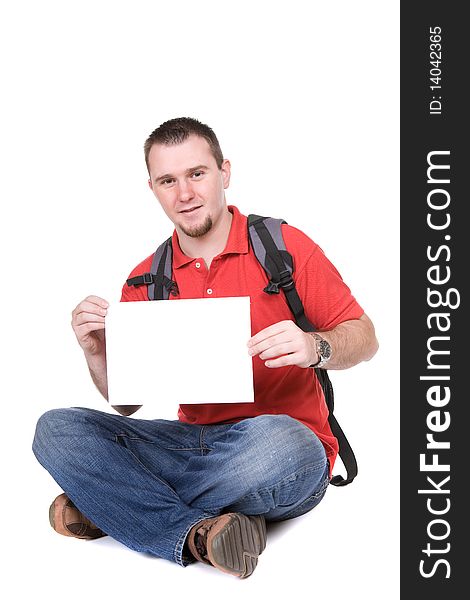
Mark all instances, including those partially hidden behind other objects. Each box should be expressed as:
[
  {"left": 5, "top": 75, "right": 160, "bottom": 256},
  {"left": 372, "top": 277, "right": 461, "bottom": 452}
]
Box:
[{"left": 147, "top": 135, "right": 231, "bottom": 238}]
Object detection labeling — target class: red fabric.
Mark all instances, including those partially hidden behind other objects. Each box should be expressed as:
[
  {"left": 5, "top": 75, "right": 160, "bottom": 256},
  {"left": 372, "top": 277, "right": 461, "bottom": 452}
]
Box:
[{"left": 120, "top": 206, "right": 364, "bottom": 470}]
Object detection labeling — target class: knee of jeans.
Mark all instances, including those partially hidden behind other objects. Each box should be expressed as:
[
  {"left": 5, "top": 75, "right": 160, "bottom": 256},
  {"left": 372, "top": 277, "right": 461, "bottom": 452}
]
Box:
[
  {"left": 32, "top": 408, "right": 89, "bottom": 456},
  {"left": 234, "top": 414, "right": 327, "bottom": 484}
]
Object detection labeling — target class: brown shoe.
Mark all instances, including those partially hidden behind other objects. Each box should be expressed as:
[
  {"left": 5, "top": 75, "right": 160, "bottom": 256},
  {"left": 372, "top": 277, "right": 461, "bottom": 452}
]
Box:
[
  {"left": 187, "top": 513, "right": 267, "bottom": 579},
  {"left": 49, "top": 493, "right": 106, "bottom": 540}
]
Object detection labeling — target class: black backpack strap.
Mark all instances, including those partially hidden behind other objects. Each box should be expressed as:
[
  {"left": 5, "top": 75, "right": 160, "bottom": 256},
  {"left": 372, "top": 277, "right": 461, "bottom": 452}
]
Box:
[
  {"left": 316, "top": 368, "right": 357, "bottom": 486},
  {"left": 247, "top": 214, "right": 358, "bottom": 486},
  {"left": 328, "top": 414, "right": 358, "bottom": 486},
  {"left": 126, "top": 237, "right": 178, "bottom": 300},
  {"left": 248, "top": 214, "right": 313, "bottom": 333}
]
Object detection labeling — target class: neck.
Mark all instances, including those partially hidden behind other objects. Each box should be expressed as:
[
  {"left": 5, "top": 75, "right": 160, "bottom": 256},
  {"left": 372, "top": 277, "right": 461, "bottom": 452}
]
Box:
[{"left": 177, "top": 207, "right": 233, "bottom": 269}]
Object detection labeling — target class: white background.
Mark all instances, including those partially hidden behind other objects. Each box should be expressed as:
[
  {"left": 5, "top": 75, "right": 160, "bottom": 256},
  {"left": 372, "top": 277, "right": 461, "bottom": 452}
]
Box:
[{"left": 1, "top": 1, "right": 399, "bottom": 598}]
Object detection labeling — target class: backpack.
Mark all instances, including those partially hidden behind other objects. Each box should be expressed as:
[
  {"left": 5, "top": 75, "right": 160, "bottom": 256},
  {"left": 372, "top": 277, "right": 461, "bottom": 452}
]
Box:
[{"left": 126, "top": 214, "right": 358, "bottom": 486}]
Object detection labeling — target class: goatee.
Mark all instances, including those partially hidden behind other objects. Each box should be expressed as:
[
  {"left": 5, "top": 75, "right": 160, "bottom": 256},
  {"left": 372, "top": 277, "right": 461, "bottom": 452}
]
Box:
[{"left": 180, "top": 215, "right": 213, "bottom": 238}]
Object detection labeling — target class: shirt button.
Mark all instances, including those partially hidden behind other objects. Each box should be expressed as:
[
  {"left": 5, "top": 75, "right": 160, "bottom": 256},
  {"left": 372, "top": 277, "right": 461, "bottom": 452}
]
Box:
[
  {"left": 207, "top": 288, "right": 213, "bottom": 295},
  {"left": 195, "top": 262, "right": 201, "bottom": 268}
]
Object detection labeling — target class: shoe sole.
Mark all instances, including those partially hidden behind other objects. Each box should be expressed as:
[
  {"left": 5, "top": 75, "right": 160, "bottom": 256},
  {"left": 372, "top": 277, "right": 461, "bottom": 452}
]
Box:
[
  {"left": 48, "top": 501, "right": 56, "bottom": 531},
  {"left": 208, "top": 514, "right": 267, "bottom": 579}
]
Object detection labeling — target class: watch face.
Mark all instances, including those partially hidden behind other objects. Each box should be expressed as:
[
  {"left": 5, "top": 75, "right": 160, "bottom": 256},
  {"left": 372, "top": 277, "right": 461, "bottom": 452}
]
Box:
[{"left": 319, "top": 339, "right": 332, "bottom": 360}]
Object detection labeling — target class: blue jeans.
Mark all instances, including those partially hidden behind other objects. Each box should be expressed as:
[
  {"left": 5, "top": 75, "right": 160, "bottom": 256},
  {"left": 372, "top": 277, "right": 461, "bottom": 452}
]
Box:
[{"left": 32, "top": 408, "right": 329, "bottom": 566}]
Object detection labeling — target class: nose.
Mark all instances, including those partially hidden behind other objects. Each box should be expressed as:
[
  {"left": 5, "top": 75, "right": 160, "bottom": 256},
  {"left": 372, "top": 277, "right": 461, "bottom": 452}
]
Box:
[{"left": 178, "top": 179, "right": 195, "bottom": 203}]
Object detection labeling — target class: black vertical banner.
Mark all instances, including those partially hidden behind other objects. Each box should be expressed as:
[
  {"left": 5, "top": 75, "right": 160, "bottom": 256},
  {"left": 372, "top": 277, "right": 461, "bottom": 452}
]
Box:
[{"left": 401, "top": 3, "right": 466, "bottom": 598}]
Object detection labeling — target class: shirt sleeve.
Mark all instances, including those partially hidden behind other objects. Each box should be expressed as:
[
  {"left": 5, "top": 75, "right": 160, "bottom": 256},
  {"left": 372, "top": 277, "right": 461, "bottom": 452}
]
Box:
[{"left": 282, "top": 224, "right": 364, "bottom": 330}]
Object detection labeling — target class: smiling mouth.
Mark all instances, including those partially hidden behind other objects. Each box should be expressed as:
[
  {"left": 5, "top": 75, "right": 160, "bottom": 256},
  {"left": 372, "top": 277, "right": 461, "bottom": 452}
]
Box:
[{"left": 179, "top": 205, "right": 202, "bottom": 214}]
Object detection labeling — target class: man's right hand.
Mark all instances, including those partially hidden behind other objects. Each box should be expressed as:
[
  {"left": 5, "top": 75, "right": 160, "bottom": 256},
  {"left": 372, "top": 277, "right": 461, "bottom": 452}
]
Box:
[{"left": 71, "top": 295, "right": 109, "bottom": 356}]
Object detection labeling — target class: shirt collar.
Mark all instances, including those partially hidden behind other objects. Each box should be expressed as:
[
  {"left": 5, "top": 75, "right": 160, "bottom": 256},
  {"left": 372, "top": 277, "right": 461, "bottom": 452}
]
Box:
[{"left": 172, "top": 205, "right": 248, "bottom": 269}]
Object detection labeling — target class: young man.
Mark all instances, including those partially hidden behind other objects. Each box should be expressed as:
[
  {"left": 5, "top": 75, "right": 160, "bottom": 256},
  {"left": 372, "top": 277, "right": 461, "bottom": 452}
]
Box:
[{"left": 33, "top": 117, "right": 378, "bottom": 579}]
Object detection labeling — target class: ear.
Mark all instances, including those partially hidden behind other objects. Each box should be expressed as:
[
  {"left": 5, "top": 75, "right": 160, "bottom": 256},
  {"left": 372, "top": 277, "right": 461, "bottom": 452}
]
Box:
[
  {"left": 221, "top": 159, "right": 231, "bottom": 189},
  {"left": 148, "top": 178, "right": 153, "bottom": 191}
]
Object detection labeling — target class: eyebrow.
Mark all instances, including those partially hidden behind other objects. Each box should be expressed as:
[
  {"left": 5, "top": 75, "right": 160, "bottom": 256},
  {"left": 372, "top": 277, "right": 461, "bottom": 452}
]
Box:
[{"left": 154, "top": 164, "right": 208, "bottom": 184}]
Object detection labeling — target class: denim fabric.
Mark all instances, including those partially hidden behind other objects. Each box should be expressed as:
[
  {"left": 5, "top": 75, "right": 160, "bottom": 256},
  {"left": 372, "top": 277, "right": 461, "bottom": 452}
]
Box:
[{"left": 33, "top": 409, "right": 329, "bottom": 566}]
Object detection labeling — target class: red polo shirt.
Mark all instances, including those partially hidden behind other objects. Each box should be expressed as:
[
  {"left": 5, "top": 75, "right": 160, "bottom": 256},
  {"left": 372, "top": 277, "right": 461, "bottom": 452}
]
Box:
[{"left": 121, "top": 205, "right": 363, "bottom": 470}]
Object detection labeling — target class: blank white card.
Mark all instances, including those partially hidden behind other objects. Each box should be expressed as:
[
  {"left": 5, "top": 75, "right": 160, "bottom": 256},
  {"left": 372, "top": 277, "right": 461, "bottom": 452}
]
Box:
[{"left": 105, "top": 296, "right": 254, "bottom": 407}]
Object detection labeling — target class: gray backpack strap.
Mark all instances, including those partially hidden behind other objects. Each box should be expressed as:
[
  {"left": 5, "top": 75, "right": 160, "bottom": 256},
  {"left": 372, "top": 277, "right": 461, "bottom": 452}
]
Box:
[
  {"left": 125, "top": 237, "right": 178, "bottom": 300},
  {"left": 248, "top": 215, "right": 292, "bottom": 293},
  {"left": 248, "top": 214, "right": 313, "bottom": 330}
]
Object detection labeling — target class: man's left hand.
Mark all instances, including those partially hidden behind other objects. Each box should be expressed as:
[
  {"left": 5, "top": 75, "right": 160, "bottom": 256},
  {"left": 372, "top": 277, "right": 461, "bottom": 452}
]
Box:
[{"left": 247, "top": 320, "right": 317, "bottom": 369}]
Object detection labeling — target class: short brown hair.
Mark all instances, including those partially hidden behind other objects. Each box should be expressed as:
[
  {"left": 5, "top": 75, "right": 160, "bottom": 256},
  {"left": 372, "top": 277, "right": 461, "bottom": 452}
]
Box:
[{"left": 144, "top": 117, "right": 224, "bottom": 173}]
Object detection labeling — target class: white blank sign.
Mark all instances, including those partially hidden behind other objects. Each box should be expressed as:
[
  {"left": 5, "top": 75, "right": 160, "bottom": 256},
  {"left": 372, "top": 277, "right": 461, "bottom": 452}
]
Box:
[{"left": 105, "top": 296, "right": 254, "bottom": 407}]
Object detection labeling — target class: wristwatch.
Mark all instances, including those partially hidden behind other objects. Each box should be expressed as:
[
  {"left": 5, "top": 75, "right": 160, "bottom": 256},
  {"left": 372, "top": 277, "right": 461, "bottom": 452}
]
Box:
[{"left": 309, "top": 333, "right": 332, "bottom": 368}]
